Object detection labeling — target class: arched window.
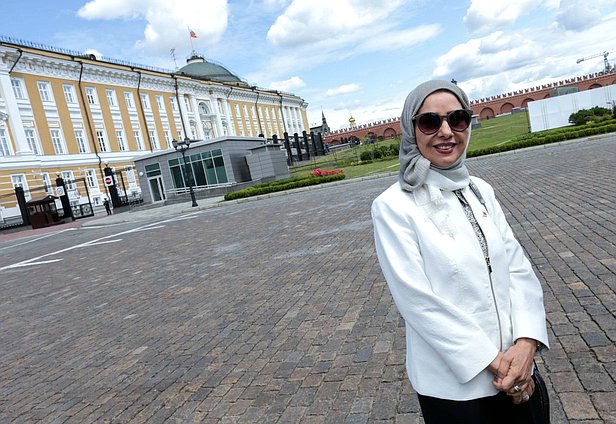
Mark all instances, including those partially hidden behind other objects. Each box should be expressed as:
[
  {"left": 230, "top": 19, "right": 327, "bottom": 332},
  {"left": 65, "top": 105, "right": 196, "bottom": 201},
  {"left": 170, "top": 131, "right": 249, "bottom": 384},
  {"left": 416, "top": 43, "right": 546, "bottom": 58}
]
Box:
[
  {"left": 480, "top": 107, "right": 495, "bottom": 120},
  {"left": 198, "top": 102, "right": 210, "bottom": 115},
  {"left": 500, "top": 103, "right": 514, "bottom": 114}
]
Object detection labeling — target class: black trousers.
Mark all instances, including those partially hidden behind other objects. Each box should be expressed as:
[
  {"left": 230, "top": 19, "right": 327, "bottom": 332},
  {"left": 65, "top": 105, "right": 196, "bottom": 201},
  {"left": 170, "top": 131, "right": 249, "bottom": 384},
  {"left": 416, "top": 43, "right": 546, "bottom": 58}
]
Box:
[{"left": 418, "top": 389, "right": 544, "bottom": 424}]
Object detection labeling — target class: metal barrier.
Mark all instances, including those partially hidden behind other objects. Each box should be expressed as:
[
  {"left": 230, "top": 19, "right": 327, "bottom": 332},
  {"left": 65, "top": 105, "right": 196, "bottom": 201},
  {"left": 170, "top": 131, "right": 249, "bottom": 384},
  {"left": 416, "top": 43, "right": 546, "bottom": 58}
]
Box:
[{"left": 0, "top": 178, "right": 95, "bottom": 231}]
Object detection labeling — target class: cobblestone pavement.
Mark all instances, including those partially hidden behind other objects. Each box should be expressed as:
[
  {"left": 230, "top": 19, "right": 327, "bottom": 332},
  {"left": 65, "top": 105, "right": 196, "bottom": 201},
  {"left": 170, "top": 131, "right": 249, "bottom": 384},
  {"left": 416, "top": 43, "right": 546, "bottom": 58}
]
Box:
[{"left": 1, "top": 136, "right": 615, "bottom": 423}]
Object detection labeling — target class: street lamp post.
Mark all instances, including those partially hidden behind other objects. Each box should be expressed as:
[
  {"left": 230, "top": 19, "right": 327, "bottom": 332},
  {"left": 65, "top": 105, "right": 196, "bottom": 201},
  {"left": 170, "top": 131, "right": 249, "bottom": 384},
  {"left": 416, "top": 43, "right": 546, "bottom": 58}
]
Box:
[{"left": 172, "top": 137, "right": 198, "bottom": 207}]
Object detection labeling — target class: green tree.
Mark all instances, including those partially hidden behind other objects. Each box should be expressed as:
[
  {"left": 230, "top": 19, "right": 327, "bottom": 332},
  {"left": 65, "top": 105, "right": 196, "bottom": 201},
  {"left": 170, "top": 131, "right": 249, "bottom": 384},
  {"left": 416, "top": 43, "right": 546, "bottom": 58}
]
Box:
[{"left": 569, "top": 106, "right": 611, "bottom": 125}]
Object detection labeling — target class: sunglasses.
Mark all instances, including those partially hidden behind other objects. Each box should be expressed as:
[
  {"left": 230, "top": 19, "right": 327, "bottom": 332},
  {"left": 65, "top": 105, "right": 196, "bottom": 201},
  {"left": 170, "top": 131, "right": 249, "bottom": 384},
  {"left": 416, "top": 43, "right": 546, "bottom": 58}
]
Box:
[{"left": 412, "top": 109, "right": 472, "bottom": 135}]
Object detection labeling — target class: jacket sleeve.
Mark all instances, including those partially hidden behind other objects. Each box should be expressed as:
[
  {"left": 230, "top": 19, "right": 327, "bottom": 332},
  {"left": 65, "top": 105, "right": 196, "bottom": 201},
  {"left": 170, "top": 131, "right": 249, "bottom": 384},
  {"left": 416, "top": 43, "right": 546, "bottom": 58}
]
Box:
[
  {"left": 371, "top": 196, "right": 500, "bottom": 384},
  {"left": 477, "top": 180, "right": 550, "bottom": 350}
]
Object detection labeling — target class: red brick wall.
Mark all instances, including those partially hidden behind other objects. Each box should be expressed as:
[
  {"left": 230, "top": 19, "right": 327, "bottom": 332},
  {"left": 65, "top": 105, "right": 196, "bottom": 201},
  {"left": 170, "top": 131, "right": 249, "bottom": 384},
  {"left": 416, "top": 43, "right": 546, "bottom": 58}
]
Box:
[
  {"left": 323, "top": 70, "right": 616, "bottom": 144},
  {"left": 470, "top": 70, "right": 616, "bottom": 120}
]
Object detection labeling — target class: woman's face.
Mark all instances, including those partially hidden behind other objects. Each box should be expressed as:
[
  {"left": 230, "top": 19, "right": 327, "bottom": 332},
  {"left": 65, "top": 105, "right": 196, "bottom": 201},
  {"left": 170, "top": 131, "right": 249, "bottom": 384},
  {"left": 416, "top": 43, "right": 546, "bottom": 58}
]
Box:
[{"left": 414, "top": 91, "right": 469, "bottom": 168}]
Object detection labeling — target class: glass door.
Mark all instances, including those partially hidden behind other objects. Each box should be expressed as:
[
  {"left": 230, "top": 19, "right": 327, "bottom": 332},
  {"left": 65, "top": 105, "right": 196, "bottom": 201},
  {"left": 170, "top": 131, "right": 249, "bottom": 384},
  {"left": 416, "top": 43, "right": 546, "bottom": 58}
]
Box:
[{"left": 148, "top": 176, "right": 166, "bottom": 202}]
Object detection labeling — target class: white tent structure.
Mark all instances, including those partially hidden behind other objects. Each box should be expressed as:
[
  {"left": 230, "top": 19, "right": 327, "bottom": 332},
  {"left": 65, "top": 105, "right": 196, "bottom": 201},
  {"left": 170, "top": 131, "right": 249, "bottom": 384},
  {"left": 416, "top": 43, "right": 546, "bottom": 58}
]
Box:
[{"left": 529, "top": 84, "right": 616, "bottom": 132}]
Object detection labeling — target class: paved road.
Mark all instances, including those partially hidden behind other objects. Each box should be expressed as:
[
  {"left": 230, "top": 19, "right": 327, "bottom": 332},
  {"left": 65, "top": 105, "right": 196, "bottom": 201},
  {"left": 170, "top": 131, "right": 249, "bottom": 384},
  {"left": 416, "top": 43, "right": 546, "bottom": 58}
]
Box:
[{"left": 1, "top": 136, "right": 615, "bottom": 423}]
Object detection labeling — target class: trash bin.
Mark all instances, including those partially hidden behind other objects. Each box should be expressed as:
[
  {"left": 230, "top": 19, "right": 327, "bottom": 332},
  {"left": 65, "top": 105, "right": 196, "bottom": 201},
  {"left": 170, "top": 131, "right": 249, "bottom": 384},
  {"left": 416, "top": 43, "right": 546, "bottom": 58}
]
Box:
[{"left": 26, "top": 195, "right": 62, "bottom": 229}]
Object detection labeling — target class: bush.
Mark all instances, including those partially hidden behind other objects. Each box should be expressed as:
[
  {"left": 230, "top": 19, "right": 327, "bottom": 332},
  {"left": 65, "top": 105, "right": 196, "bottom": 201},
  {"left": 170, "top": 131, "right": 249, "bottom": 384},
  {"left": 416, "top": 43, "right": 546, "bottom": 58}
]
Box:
[
  {"left": 360, "top": 150, "right": 373, "bottom": 161},
  {"left": 358, "top": 141, "right": 399, "bottom": 162},
  {"left": 224, "top": 173, "right": 346, "bottom": 201},
  {"left": 389, "top": 143, "right": 400, "bottom": 157},
  {"left": 569, "top": 106, "right": 612, "bottom": 126}
]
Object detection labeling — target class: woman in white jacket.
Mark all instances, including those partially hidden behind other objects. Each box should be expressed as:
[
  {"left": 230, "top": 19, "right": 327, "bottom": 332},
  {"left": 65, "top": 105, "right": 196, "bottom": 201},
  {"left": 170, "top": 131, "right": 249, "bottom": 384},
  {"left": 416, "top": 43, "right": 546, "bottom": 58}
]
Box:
[{"left": 371, "top": 80, "right": 549, "bottom": 423}]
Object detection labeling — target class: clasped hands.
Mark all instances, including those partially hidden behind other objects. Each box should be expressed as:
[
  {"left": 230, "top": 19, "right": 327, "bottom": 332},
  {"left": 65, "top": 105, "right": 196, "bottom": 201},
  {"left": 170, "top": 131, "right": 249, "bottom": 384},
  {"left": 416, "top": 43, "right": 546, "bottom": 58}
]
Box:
[{"left": 487, "top": 338, "right": 537, "bottom": 404}]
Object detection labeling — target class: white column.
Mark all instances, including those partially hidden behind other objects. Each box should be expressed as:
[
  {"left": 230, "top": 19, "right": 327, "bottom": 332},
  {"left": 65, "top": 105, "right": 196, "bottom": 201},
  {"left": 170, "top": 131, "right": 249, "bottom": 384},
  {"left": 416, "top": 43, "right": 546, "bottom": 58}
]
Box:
[
  {"left": 282, "top": 106, "right": 293, "bottom": 137},
  {"left": 287, "top": 107, "right": 295, "bottom": 135},
  {"left": 277, "top": 107, "right": 285, "bottom": 134},
  {"left": 190, "top": 96, "right": 205, "bottom": 140},
  {"left": 0, "top": 70, "right": 32, "bottom": 155},
  {"left": 293, "top": 107, "right": 302, "bottom": 135},
  {"left": 177, "top": 92, "right": 193, "bottom": 139},
  {"left": 293, "top": 107, "right": 300, "bottom": 133},
  {"left": 213, "top": 98, "right": 224, "bottom": 137},
  {"left": 225, "top": 100, "right": 236, "bottom": 136}
]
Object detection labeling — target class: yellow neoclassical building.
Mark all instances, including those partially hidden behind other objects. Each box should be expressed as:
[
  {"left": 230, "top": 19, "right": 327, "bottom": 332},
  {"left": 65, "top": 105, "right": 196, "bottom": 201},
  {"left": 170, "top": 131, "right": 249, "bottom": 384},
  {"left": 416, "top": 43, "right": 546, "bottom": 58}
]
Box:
[{"left": 0, "top": 36, "right": 309, "bottom": 222}]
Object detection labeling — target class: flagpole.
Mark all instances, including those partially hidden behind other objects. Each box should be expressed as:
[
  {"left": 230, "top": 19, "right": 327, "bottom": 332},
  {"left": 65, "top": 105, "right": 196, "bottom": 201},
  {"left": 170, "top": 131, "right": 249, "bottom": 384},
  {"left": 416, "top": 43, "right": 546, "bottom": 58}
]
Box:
[
  {"left": 170, "top": 48, "right": 178, "bottom": 70},
  {"left": 187, "top": 26, "right": 196, "bottom": 54}
]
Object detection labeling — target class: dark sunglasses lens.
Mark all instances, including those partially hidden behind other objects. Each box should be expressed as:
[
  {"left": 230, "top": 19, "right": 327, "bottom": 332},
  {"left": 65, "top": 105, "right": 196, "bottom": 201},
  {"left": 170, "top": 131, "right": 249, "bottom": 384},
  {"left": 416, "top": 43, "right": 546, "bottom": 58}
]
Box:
[
  {"left": 417, "top": 113, "right": 441, "bottom": 134},
  {"left": 449, "top": 110, "right": 471, "bottom": 131}
]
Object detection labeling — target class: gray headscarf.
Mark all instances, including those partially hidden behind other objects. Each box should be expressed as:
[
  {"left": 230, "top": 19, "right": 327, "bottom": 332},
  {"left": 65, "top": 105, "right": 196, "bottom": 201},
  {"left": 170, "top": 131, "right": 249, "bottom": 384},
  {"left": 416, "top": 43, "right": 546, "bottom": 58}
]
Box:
[{"left": 399, "top": 80, "right": 471, "bottom": 193}]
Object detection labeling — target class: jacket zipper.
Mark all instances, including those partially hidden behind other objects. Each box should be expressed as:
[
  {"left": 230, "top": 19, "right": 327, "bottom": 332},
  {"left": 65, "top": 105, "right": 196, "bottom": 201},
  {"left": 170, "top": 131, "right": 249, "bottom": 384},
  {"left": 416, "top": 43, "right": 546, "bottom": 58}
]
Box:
[
  {"left": 457, "top": 186, "right": 504, "bottom": 351},
  {"left": 484, "top": 256, "right": 503, "bottom": 351}
]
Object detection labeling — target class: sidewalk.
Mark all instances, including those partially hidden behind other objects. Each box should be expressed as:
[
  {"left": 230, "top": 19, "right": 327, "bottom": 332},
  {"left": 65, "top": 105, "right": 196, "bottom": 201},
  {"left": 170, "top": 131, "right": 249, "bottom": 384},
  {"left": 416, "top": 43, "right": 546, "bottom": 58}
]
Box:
[
  {"left": 81, "top": 172, "right": 399, "bottom": 227},
  {"left": 80, "top": 196, "right": 226, "bottom": 227}
]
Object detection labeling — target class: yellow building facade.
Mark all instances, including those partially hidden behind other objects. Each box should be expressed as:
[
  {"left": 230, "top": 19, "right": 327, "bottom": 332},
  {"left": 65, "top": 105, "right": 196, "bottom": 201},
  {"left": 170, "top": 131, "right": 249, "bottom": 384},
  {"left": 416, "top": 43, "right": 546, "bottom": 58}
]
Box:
[{"left": 0, "top": 37, "right": 309, "bottom": 221}]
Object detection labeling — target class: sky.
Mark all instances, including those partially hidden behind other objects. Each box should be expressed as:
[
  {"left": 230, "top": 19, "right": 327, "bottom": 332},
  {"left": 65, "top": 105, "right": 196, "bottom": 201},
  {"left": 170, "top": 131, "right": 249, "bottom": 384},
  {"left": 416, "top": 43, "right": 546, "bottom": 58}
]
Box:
[{"left": 1, "top": 0, "right": 615, "bottom": 130}]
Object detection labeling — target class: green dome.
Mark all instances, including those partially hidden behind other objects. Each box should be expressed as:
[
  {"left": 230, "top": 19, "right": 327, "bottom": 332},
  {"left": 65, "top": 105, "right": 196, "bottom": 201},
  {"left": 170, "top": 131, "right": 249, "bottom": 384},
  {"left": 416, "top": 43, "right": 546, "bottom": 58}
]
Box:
[{"left": 177, "top": 54, "right": 247, "bottom": 86}]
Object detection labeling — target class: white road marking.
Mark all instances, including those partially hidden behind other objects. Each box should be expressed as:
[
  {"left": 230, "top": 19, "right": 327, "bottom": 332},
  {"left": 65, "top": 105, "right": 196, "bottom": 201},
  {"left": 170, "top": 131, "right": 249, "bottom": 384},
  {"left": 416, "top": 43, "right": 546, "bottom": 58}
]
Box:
[
  {"left": 124, "top": 225, "right": 165, "bottom": 233},
  {"left": 6, "top": 259, "right": 64, "bottom": 268},
  {"left": 0, "top": 228, "right": 77, "bottom": 251},
  {"left": 85, "top": 239, "right": 123, "bottom": 246},
  {"left": 0, "top": 213, "right": 199, "bottom": 272}
]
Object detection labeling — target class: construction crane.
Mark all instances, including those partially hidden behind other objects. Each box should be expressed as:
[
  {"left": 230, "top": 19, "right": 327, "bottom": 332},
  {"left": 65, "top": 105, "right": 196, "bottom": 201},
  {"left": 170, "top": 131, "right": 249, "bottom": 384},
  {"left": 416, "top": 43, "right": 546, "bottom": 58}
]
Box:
[{"left": 576, "top": 50, "right": 615, "bottom": 73}]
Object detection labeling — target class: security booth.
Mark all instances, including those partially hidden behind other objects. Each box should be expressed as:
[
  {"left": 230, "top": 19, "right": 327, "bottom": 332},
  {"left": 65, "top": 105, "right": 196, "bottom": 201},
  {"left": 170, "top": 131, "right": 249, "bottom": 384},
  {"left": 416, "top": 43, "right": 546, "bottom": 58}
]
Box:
[{"left": 26, "top": 195, "right": 62, "bottom": 229}]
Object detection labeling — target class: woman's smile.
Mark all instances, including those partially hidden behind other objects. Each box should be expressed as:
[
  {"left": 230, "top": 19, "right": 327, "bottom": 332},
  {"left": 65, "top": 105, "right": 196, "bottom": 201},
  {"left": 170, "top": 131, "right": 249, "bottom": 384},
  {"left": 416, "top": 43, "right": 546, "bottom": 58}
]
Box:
[{"left": 433, "top": 142, "right": 457, "bottom": 154}]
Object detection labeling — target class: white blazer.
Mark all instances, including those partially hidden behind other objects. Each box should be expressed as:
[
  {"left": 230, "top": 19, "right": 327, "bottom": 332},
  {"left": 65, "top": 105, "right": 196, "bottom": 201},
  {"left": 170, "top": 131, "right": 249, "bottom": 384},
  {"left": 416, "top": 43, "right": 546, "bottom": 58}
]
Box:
[{"left": 371, "top": 177, "right": 549, "bottom": 400}]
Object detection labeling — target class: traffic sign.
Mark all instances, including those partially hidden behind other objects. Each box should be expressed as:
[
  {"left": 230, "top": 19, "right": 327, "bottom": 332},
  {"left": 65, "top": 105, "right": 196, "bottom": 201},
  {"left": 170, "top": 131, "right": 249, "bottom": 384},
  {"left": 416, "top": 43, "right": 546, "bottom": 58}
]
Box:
[
  {"left": 56, "top": 186, "right": 65, "bottom": 196},
  {"left": 104, "top": 176, "right": 114, "bottom": 186}
]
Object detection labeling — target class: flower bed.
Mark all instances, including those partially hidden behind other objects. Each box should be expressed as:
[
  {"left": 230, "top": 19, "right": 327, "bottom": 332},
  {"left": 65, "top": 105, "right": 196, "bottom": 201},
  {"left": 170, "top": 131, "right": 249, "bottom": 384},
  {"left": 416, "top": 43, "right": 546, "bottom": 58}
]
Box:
[{"left": 310, "top": 168, "right": 344, "bottom": 176}]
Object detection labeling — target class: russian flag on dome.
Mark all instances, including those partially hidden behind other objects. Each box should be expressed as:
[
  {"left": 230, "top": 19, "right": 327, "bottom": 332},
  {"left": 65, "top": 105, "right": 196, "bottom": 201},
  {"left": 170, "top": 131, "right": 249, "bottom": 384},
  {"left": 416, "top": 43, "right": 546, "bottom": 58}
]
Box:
[{"left": 189, "top": 29, "right": 198, "bottom": 38}]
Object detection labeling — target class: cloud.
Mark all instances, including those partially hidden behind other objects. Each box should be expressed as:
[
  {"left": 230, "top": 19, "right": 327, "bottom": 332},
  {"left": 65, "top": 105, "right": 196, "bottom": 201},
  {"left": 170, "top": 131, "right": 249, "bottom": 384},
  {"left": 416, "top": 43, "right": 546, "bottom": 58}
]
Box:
[
  {"left": 267, "top": 0, "right": 407, "bottom": 47},
  {"left": 77, "top": 0, "right": 147, "bottom": 20},
  {"left": 77, "top": 0, "right": 229, "bottom": 54},
  {"left": 263, "top": 0, "right": 289, "bottom": 7},
  {"left": 464, "top": 0, "right": 542, "bottom": 33},
  {"left": 433, "top": 31, "right": 541, "bottom": 82},
  {"left": 268, "top": 76, "right": 306, "bottom": 91},
  {"left": 555, "top": 0, "right": 603, "bottom": 31},
  {"left": 358, "top": 24, "right": 442, "bottom": 52},
  {"left": 326, "top": 83, "right": 361, "bottom": 97},
  {"left": 309, "top": 96, "right": 404, "bottom": 131},
  {"left": 432, "top": 9, "right": 616, "bottom": 101},
  {"left": 246, "top": 1, "right": 439, "bottom": 86}
]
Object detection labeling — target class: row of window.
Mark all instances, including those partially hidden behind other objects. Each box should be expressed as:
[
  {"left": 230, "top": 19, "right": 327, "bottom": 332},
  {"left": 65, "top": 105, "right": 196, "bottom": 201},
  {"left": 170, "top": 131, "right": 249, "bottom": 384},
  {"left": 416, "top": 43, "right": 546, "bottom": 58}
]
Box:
[
  {"left": 13, "top": 77, "right": 304, "bottom": 129},
  {"left": 9, "top": 169, "right": 99, "bottom": 197},
  {"left": 9, "top": 168, "right": 137, "bottom": 198},
  {"left": 0, "top": 123, "right": 183, "bottom": 156},
  {"left": 8, "top": 77, "right": 306, "bottom": 143},
  {"left": 10, "top": 78, "right": 180, "bottom": 113},
  {"left": 232, "top": 103, "right": 289, "bottom": 138}
]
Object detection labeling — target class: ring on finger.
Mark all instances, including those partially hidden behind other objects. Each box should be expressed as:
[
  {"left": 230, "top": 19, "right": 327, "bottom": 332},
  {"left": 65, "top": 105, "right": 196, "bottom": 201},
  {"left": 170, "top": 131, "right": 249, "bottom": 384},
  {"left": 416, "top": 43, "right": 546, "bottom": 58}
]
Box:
[
  {"left": 522, "top": 394, "right": 530, "bottom": 402},
  {"left": 513, "top": 385, "right": 522, "bottom": 393}
]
